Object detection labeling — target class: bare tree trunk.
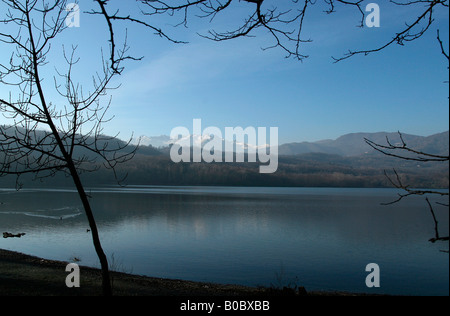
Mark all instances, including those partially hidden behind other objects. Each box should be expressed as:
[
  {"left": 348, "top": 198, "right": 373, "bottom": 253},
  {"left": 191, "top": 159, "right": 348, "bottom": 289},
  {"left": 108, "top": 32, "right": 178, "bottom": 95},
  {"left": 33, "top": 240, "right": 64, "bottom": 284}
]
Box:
[
  {"left": 0, "top": 0, "right": 146, "bottom": 296},
  {"left": 68, "top": 163, "right": 112, "bottom": 296},
  {"left": 25, "top": 5, "right": 112, "bottom": 295},
  {"left": 40, "top": 96, "right": 112, "bottom": 295}
]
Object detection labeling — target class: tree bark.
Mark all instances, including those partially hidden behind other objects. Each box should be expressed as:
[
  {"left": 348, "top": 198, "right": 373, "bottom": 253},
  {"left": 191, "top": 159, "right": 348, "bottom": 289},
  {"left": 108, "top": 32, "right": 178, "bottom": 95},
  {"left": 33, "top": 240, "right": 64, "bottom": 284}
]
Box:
[
  {"left": 68, "top": 162, "right": 112, "bottom": 296},
  {"left": 69, "top": 163, "right": 112, "bottom": 296}
]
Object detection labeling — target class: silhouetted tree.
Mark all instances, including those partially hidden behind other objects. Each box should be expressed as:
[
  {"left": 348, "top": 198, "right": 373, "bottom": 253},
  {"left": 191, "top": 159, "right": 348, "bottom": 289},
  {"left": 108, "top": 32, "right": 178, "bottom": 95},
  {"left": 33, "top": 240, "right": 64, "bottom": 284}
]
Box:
[
  {"left": 87, "top": 0, "right": 448, "bottom": 69},
  {"left": 0, "top": 0, "right": 136, "bottom": 295}
]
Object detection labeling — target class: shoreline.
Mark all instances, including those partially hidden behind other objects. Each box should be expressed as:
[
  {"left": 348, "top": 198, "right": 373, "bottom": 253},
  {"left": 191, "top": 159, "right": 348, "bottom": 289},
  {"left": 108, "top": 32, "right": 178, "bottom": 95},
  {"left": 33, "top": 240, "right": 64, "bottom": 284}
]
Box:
[{"left": 0, "top": 248, "right": 381, "bottom": 296}]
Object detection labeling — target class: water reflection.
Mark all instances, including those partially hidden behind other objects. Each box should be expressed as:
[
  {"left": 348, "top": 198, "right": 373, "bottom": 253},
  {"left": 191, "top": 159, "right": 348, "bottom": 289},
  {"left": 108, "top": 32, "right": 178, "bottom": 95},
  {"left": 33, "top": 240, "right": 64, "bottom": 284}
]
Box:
[{"left": 0, "top": 186, "right": 448, "bottom": 295}]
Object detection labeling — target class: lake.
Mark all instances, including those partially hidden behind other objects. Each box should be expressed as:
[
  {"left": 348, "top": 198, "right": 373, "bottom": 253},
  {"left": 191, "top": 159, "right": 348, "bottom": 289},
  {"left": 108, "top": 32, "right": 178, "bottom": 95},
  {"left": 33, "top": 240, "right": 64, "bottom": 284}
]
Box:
[{"left": 0, "top": 186, "right": 448, "bottom": 296}]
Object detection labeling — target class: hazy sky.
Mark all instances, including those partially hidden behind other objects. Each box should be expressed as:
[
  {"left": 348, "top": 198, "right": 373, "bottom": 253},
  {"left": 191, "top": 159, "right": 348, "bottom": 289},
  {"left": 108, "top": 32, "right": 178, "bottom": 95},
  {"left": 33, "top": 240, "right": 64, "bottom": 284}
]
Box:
[{"left": 0, "top": 1, "right": 448, "bottom": 144}]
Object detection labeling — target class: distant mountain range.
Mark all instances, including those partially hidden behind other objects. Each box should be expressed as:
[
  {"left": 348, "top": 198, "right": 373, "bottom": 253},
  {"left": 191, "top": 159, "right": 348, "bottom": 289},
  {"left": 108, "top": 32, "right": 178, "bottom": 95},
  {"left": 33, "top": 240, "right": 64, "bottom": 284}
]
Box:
[
  {"left": 278, "top": 131, "right": 449, "bottom": 157},
  {"left": 1, "top": 129, "right": 448, "bottom": 189},
  {"left": 133, "top": 131, "right": 449, "bottom": 157},
  {"left": 134, "top": 135, "right": 172, "bottom": 148},
  {"left": 115, "top": 130, "right": 449, "bottom": 188},
  {"left": 132, "top": 134, "right": 268, "bottom": 153}
]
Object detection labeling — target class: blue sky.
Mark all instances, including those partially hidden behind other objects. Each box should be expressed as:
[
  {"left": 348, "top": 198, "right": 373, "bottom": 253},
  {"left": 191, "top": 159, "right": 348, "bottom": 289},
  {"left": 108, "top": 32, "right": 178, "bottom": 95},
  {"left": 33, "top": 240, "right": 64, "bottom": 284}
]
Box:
[{"left": 0, "top": 1, "right": 448, "bottom": 144}]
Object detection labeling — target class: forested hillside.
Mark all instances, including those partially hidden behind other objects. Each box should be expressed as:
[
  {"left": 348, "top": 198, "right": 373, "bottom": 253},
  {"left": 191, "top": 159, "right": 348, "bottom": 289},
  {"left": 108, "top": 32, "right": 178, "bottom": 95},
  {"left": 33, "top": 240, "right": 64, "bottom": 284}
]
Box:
[{"left": 1, "top": 130, "right": 448, "bottom": 189}]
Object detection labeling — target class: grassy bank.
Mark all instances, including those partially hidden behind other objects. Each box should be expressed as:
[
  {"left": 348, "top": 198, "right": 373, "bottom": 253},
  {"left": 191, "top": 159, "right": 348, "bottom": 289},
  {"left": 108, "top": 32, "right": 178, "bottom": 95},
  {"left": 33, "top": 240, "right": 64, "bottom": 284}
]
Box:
[{"left": 0, "top": 249, "right": 378, "bottom": 296}]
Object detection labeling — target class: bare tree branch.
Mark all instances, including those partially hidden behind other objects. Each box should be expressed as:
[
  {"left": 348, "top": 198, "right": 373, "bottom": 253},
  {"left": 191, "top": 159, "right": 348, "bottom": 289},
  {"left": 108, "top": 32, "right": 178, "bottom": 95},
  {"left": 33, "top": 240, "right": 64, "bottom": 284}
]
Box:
[
  {"left": 333, "top": 0, "right": 448, "bottom": 62},
  {"left": 78, "top": 1, "right": 448, "bottom": 69},
  {"left": 426, "top": 197, "right": 449, "bottom": 243},
  {"left": 381, "top": 168, "right": 448, "bottom": 205},
  {"left": 86, "top": 0, "right": 370, "bottom": 63},
  {"left": 365, "top": 132, "right": 449, "bottom": 162},
  {"left": 366, "top": 131, "right": 449, "bottom": 245}
]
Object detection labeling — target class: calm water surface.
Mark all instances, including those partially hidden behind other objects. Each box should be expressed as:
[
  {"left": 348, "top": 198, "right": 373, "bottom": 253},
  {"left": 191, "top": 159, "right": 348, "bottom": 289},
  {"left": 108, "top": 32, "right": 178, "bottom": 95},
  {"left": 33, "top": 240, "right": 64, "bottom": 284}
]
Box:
[{"left": 0, "top": 186, "right": 448, "bottom": 295}]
